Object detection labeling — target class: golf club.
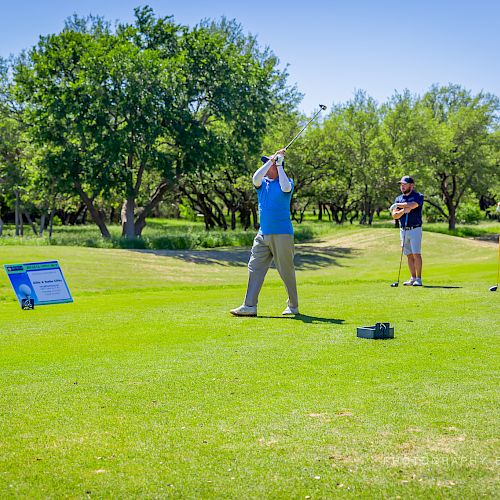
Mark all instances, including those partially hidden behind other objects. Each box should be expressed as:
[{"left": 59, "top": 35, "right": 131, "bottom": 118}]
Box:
[
  {"left": 391, "top": 212, "right": 409, "bottom": 287},
  {"left": 284, "top": 104, "right": 327, "bottom": 151},
  {"left": 489, "top": 234, "right": 500, "bottom": 291}
]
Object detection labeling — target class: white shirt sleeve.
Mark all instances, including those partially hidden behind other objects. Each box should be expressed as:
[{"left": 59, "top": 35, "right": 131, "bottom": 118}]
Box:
[
  {"left": 277, "top": 166, "right": 292, "bottom": 192},
  {"left": 252, "top": 160, "right": 272, "bottom": 188}
]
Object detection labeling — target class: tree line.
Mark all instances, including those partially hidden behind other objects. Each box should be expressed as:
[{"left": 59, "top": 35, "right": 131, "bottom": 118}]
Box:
[{"left": 0, "top": 7, "right": 498, "bottom": 237}]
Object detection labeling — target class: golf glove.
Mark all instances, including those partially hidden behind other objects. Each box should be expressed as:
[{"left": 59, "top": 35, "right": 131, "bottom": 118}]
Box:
[{"left": 275, "top": 154, "right": 284, "bottom": 167}]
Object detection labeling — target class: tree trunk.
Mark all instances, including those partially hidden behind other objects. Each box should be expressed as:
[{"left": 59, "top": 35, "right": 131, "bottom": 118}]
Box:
[
  {"left": 329, "top": 204, "right": 341, "bottom": 224},
  {"left": 448, "top": 204, "right": 456, "bottom": 230},
  {"left": 240, "top": 206, "right": 252, "bottom": 231},
  {"left": 39, "top": 213, "right": 46, "bottom": 236},
  {"left": 82, "top": 206, "right": 88, "bottom": 224},
  {"left": 15, "top": 190, "right": 20, "bottom": 236},
  {"left": 120, "top": 156, "right": 146, "bottom": 238},
  {"left": 75, "top": 181, "right": 111, "bottom": 238},
  {"left": 251, "top": 204, "right": 259, "bottom": 230},
  {"left": 49, "top": 209, "right": 55, "bottom": 238},
  {"left": 24, "top": 212, "right": 38, "bottom": 236},
  {"left": 340, "top": 208, "right": 347, "bottom": 224},
  {"left": 231, "top": 209, "right": 237, "bottom": 230},
  {"left": 134, "top": 180, "right": 170, "bottom": 237},
  {"left": 68, "top": 202, "right": 86, "bottom": 225},
  {"left": 121, "top": 197, "right": 136, "bottom": 238},
  {"left": 323, "top": 205, "right": 331, "bottom": 222},
  {"left": 60, "top": 210, "right": 68, "bottom": 225},
  {"left": 0, "top": 217, "right": 3, "bottom": 236},
  {"left": 210, "top": 199, "right": 227, "bottom": 230},
  {"left": 298, "top": 201, "right": 310, "bottom": 224}
]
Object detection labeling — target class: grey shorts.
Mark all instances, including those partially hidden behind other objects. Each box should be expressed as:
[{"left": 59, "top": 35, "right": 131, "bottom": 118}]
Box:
[{"left": 400, "top": 227, "right": 422, "bottom": 255}]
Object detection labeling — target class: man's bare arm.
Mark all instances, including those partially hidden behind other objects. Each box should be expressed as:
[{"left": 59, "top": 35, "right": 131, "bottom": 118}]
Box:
[
  {"left": 396, "top": 201, "right": 419, "bottom": 210},
  {"left": 391, "top": 208, "right": 406, "bottom": 220}
]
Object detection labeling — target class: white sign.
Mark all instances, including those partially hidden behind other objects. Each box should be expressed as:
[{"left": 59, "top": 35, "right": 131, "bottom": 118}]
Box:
[{"left": 27, "top": 268, "right": 72, "bottom": 303}]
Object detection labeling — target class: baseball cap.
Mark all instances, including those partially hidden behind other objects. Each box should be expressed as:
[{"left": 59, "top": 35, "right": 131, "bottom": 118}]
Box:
[{"left": 398, "top": 175, "right": 414, "bottom": 184}]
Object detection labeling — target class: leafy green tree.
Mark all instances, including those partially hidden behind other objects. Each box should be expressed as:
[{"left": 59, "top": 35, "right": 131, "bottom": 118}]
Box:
[
  {"left": 14, "top": 19, "right": 116, "bottom": 237},
  {"left": 0, "top": 56, "right": 29, "bottom": 236},
  {"left": 415, "top": 85, "right": 499, "bottom": 229},
  {"left": 379, "top": 90, "right": 424, "bottom": 210},
  {"left": 168, "top": 17, "right": 300, "bottom": 232},
  {"left": 14, "top": 8, "right": 295, "bottom": 238},
  {"left": 301, "top": 92, "right": 386, "bottom": 225}
]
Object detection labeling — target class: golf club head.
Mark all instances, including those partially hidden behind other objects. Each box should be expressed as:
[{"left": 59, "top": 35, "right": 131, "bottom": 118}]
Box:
[
  {"left": 390, "top": 282, "right": 399, "bottom": 287},
  {"left": 319, "top": 104, "right": 327, "bottom": 110},
  {"left": 489, "top": 285, "right": 498, "bottom": 292}
]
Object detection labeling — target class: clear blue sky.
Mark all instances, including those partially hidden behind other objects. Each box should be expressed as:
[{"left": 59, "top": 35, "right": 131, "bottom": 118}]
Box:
[{"left": 1, "top": 0, "right": 499, "bottom": 114}]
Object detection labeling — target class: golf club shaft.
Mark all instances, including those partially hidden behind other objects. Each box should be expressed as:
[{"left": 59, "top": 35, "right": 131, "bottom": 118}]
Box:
[
  {"left": 396, "top": 213, "right": 409, "bottom": 284},
  {"left": 497, "top": 234, "right": 500, "bottom": 286},
  {"left": 284, "top": 106, "right": 325, "bottom": 151}
]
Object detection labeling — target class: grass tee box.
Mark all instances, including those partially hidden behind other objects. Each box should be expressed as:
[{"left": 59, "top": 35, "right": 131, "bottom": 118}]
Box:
[
  {"left": 357, "top": 322, "right": 394, "bottom": 339},
  {"left": 4, "top": 260, "right": 73, "bottom": 307},
  {"left": 0, "top": 229, "right": 498, "bottom": 498}
]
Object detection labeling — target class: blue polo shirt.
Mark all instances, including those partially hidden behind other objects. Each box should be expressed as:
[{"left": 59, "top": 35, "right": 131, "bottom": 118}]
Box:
[
  {"left": 395, "top": 191, "right": 424, "bottom": 228},
  {"left": 256, "top": 177, "right": 294, "bottom": 235}
]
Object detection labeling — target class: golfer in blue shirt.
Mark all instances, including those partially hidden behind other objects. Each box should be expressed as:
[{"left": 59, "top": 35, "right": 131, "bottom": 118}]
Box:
[
  {"left": 230, "top": 149, "right": 299, "bottom": 316},
  {"left": 391, "top": 176, "right": 425, "bottom": 286}
]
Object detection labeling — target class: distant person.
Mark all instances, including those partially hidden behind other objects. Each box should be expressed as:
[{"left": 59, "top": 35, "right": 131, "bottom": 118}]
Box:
[
  {"left": 230, "top": 149, "right": 299, "bottom": 316},
  {"left": 391, "top": 176, "right": 425, "bottom": 286},
  {"left": 496, "top": 201, "right": 500, "bottom": 221}
]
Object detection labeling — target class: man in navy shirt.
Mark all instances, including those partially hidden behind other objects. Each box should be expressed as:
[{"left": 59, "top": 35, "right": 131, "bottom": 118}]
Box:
[
  {"left": 230, "top": 148, "right": 299, "bottom": 316},
  {"left": 391, "top": 176, "right": 425, "bottom": 286}
]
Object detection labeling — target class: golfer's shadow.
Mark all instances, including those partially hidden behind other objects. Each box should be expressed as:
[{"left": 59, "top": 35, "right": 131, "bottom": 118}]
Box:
[
  {"left": 258, "top": 314, "right": 344, "bottom": 324},
  {"left": 422, "top": 285, "right": 462, "bottom": 289}
]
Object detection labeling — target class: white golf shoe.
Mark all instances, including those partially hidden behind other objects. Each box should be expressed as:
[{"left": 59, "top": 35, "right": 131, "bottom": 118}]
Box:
[
  {"left": 412, "top": 278, "right": 423, "bottom": 286},
  {"left": 230, "top": 304, "right": 257, "bottom": 317},
  {"left": 403, "top": 277, "right": 416, "bottom": 286},
  {"left": 282, "top": 305, "right": 299, "bottom": 315}
]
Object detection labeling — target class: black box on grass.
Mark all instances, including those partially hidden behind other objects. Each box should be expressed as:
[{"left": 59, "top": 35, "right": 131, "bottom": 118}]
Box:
[{"left": 357, "top": 322, "right": 394, "bottom": 339}]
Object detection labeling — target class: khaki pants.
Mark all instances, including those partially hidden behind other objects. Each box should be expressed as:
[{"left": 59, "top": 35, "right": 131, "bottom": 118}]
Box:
[{"left": 244, "top": 233, "right": 298, "bottom": 309}]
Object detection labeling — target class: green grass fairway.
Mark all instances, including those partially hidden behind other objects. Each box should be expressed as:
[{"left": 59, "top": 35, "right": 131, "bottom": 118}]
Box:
[{"left": 1, "top": 228, "right": 498, "bottom": 498}]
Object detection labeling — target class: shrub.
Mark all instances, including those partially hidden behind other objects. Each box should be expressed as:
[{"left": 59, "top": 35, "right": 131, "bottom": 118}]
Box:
[
  {"left": 423, "top": 204, "right": 447, "bottom": 223},
  {"left": 456, "top": 202, "right": 483, "bottom": 225}
]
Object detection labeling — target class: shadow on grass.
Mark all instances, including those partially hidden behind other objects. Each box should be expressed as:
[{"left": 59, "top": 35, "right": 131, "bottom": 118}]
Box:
[
  {"left": 130, "top": 245, "right": 354, "bottom": 270},
  {"left": 423, "top": 285, "right": 463, "bottom": 289},
  {"left": 294, "top": 245, "right": 354, "bottom": 270},
  {"left": 257, "top": 314, "right": 345, "bottom": 324},
  {"left": 132, "top": 248, "right": 251, "bottom": 267}
]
